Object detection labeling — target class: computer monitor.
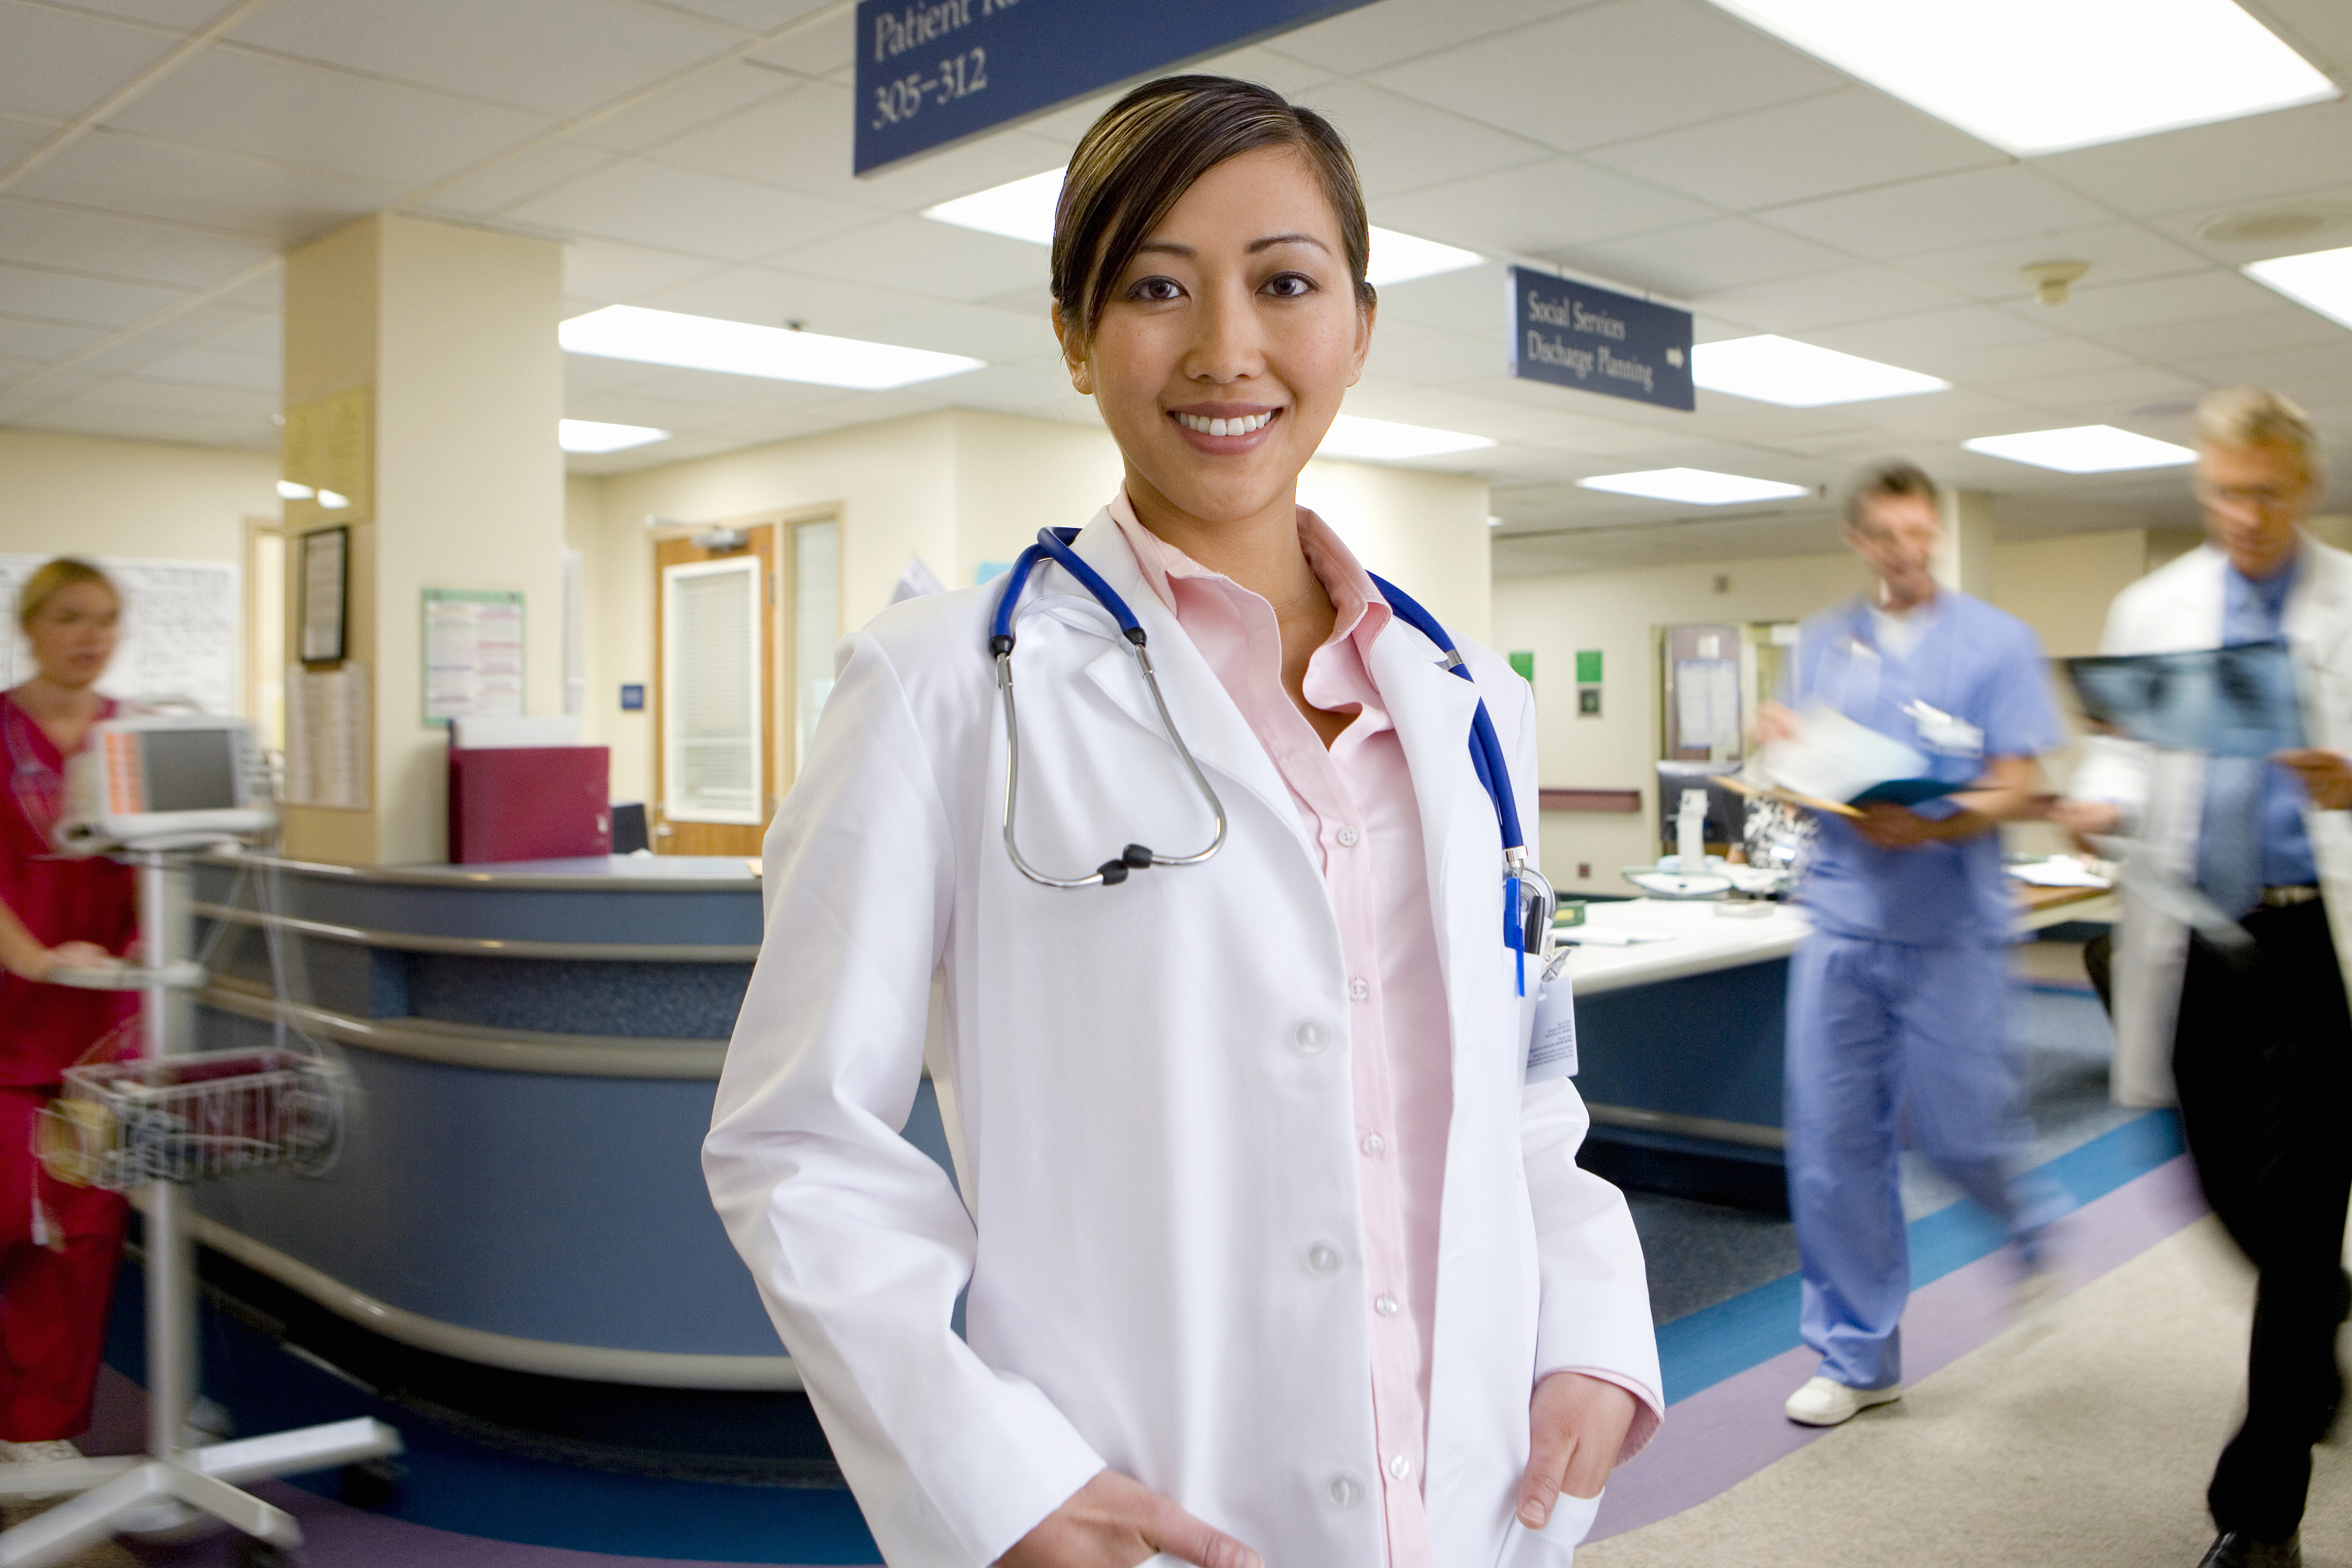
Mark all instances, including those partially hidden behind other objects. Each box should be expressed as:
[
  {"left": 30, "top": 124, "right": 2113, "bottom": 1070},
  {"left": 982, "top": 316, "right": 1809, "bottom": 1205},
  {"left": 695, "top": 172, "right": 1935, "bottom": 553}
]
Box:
[
  {"left": 1655, "top": 760, "right": 1748, "bottom": 855},
  {"left": 58, "top": 715, "right": 274, "bottom": 853}
]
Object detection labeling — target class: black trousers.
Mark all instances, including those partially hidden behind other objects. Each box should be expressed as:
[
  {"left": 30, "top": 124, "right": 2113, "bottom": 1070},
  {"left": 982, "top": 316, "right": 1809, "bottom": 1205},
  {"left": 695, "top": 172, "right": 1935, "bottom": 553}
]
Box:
[{"left": 2173, "top": 899, "right": 2352, "bottom": 1540}]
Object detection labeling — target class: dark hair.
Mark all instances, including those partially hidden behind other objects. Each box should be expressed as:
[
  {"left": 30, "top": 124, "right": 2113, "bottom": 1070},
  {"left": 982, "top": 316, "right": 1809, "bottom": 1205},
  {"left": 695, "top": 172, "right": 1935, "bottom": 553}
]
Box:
[
  {"left": 1843, "top": 460, "right": 1939, "bottom": 527},
  {"left": 1052, "top": 75, "right": 1375, "bottom": 341}
]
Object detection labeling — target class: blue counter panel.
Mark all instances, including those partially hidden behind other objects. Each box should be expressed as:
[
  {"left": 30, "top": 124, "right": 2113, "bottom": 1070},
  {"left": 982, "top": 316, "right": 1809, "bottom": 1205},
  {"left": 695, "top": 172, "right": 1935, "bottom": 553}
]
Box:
[
  {"left": 405, "top": 954, "right": 752, "bottom": 1038},
  {"left": 1575, "top": 959, "right": 1789, "bottom": 1132},
  {"left": 198, "top": 919, "right": 411, "bottom": 1020},
  {"left": 193, "top": 1005, "right": 964, "bottom": 1362}
]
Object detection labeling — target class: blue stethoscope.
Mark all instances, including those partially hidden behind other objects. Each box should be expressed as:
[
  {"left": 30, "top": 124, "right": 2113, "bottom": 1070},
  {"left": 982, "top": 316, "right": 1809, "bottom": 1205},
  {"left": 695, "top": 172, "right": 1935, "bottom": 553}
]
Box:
[{"left": 990, "top": 527, "right": 1556, "bottom": 988}]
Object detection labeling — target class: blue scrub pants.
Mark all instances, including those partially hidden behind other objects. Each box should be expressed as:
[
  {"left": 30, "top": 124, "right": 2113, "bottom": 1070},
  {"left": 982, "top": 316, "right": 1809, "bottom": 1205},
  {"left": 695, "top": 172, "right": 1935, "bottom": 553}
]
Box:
[{"left": 1785, "top": 931, "right": 2069, "bottom": 1390}]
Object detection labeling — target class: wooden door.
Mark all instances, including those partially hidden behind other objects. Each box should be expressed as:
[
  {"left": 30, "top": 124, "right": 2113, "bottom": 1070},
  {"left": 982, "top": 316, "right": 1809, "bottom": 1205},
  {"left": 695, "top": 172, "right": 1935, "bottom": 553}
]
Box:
[
  {"left": 652, "top": 526, "right": 777, "bottom": 856},
  {"left": 1660, "top": 622, "right": 1746, "bottom": 762}
]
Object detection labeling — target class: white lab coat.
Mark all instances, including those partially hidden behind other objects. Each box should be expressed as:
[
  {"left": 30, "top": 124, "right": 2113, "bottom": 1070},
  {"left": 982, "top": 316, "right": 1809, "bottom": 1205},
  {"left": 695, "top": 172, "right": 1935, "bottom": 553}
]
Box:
[
  {"left": 2070, "top": 537, "right": 2352, "bottom": 1106},
  {"left": 704, "top": 511, "right": 1659, "bottom": 1568}
]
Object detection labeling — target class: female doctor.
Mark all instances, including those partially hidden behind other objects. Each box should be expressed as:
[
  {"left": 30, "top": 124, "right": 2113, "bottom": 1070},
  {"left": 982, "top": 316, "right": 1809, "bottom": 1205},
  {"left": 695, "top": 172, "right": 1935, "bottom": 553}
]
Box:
[{"left": 703, "top": 76, "right": 1660, "bottom": 1568}]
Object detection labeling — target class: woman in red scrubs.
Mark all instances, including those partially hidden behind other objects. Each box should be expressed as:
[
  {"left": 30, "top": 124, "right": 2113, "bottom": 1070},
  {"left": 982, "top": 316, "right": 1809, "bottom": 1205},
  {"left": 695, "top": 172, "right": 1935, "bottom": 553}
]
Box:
[{"left": 0, "top": 558, "right": 137, "bottom": 1465}]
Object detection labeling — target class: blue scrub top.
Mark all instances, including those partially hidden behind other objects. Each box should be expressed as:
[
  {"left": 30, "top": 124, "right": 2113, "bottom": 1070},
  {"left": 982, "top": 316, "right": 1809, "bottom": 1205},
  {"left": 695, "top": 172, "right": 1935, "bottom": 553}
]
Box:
[{"left": 1784, "top": 591, "right": 2062, "bottom": 948}]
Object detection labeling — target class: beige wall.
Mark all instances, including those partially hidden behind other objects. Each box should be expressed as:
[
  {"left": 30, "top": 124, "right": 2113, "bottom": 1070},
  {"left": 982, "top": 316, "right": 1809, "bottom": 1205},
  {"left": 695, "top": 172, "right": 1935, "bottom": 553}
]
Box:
[
  {"left": 576, "top": 407, "right": 1491, "bottom": 809},
  {"left": 0, "top": 429, "right": 275, "bottom": 566}
]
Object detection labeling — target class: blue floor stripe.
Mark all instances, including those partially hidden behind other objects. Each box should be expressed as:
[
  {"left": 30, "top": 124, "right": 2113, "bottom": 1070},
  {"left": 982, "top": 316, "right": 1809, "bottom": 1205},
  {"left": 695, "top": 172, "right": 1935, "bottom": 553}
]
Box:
[{"left": 1654, "top": 1108, "right": 2184, "bottom": 1405}]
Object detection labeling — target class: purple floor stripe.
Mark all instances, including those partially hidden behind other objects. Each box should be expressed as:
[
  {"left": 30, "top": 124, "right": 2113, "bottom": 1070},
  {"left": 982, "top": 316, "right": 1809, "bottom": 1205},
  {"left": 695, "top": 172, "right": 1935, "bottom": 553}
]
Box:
[{"left": 1586, "top": 1154, "right": 2209, "bottom": 1543}]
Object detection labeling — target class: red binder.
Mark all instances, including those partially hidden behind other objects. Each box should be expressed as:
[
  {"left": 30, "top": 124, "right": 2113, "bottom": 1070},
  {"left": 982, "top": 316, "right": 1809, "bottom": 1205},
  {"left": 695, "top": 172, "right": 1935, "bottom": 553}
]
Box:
[{"left": 447, "top": 746, "right": 611, "bottom": 864}]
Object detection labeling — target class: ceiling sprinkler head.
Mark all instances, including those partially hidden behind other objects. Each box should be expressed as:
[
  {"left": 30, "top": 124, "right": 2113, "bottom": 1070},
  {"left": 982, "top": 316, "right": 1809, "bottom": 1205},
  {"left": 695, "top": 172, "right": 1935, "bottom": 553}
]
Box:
[{"left": 2021, "top": 260, "right": 2089, "bottom": 307}]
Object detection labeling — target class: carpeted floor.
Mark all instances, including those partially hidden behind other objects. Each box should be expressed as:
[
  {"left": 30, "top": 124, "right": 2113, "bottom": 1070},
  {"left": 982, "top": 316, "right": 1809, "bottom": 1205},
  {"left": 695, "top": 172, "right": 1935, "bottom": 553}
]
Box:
[{"left": 1581, "top": 1215, "right": 2347, "bottom": 1567}]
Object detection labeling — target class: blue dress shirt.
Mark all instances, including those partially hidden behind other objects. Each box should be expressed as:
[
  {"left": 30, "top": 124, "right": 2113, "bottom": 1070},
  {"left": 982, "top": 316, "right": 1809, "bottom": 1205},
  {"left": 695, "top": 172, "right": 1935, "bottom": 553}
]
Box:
[{"left": 2199, "top": 557, "right": 2316, "bottom": 895}]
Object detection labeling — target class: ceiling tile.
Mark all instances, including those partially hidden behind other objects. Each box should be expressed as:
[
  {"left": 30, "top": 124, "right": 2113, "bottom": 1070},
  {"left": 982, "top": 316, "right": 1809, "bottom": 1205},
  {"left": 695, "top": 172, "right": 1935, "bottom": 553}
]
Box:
[
  {"left": 649, "top": 0, "right": 835, "bottom": 31},
  {"left": 0, "top": 313, "right": 103, "bottom": 358},
  {"left": 2084, "top": 305, "right": 2333, "bottom": 365},
  {"left": 569, "top": 59, "right": 793, "bottom": 153},
  {"left": 862, "top": 301, "right": 1052, "bottom": 364},
  {"left": 1269, "top": 0, "right": 1588, "bottom": 75},
  {"left": 1890, "top": 222, "right": 2212, "bottom": 304},
  {"left": 0, "top": 114, "right": 54, "bottom": 164},
  {"left": 1183, "top": 44, "right": 1342, "bottom": 100},
  {"left": 768, "top": 214, "right": 1047, "bottom": 302},
  {"left": 2177, "top": 339, "right": 2352, "bottom": 407},
  {"left": 1369, "top": 0, "right": 1842, "bottom": 154},
  {"left": 2255, "top": 0, "right": 2352, "bottom": 71},
  {"left": 1366, "top": 260, "right": 1513, "bottom": 334},
  {"left": 0, "top": 2, "right": 179, "bottom": 122},
  {"left": 198, "top": 308, "right": 278, "bottom": 357},
  {"left": 633, "top": 263, "right": 913, "bottom": 333},
  {"left": 1893, "top": 334, "right": 2132, "bottom": 386},
  {"left": 1375, "top": 158, "right": 1714, "bottom": 262},
  {"left": 106, "top": 47, "right": 552, "bottom": 186},
  {"left": 2003, "top": 270, "right": 2279, "bottom": 334},
  {"left": 1555, "top": 216, "right": 1848, "bottom": 296},
  {"left": 737, "top": 5, "right": 855, "bottom": 81},
  {"left": 1362, "top": 319, "right": 1498, "bottom": 386},
  {"left": 0, "top": 261, "right": 182, "bottom": 327},
  {"left": 11, "top": 130, "right": 404, "bottom": 244},
  {"left": 1759, "top": 166, "right": 2112, "bottom": 261},
  {"left": 1293, "top": 80, "right": 1551, "bottom": 198},
  {"left": 227, "top": 0, "right": 742, "bottom": 118},
  {"left": 2006, "top": 363, "right": 2204, "bottom": 417},
  {"left": 0, "top": 199, "right": 275, "bottom": 289},
  {"left": 136, "top": 342, "right": 277, "bottom": 391},
  {"left": 1588, "top": 88, "right": 2000, "bottom": 211},
  {"left": 2033, "top": 99, "right": 2352, "bottom": 219},
  {"left": 507, "top": 158, "right": 878, "bottom": 260},
  {"left": 416, "top": 140, "right": 620, "bottom": 217},
  {"left": 41, "top": 0, "right": 239, "bottom": 26},
  {"left": 1695, "top": 264, "right": 1963, "bottom": 333},
  {"left": 560, "top": 237, "right": 729, "bottom": 302}
]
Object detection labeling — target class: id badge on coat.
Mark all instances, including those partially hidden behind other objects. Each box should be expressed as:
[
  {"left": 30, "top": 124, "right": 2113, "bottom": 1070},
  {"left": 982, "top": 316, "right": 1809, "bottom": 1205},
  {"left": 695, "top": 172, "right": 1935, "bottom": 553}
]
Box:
[
  {"left": 1906, "top": 699, "right": 1984, "bottom": 760},
  {"left": 1526, "top": 966, "right": 1577, "bottom": 1084}
]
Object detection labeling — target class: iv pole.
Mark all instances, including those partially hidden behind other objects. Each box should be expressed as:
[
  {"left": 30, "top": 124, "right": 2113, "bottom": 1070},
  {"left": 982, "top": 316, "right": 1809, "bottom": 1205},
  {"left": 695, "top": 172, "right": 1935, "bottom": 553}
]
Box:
[{"left": 0, "top": 844, "right": 401, "bottom": 1568}]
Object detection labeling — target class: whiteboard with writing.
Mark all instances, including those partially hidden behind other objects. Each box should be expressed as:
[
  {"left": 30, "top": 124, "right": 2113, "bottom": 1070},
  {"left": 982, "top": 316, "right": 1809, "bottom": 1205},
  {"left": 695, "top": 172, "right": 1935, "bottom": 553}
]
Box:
[{"left": 0, "top": 555, "right": 242, "bottom": 716}]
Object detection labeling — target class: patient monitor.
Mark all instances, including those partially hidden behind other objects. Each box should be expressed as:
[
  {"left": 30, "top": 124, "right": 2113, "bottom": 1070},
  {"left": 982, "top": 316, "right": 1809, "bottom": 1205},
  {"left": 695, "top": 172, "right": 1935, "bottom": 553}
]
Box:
[{"left": 57, "top": 713, "right": 275, "bottom": 853}]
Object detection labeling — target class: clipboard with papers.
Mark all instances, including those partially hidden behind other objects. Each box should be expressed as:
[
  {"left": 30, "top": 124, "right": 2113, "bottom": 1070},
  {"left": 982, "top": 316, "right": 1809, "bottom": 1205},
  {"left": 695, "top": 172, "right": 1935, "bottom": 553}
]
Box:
[{"left": 1729, "top": 704, "right": 1970, "bottom": 819}]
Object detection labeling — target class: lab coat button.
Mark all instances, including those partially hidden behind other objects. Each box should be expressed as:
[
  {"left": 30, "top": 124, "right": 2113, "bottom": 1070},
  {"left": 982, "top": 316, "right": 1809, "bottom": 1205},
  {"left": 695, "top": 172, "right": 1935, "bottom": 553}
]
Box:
[
  {"left": 1374, "top": 1292, "right": 1400, "bottom": 1316},
  {"left": 1337, "top": 825, "right": 1360, "bottom": 847},
  {"left": 1349, "top": 978, "right": 1370, "bottom": 1002},
  {"left": 1388, "top": 1454, "right": 1411, "bottom": 1480},
  {"left": 1325, "top": 1473, "right": 1365, "bottom": 1508},
  {"left": 1292, "top": 1021, "right": 1327, "bottom": 1055},
  {"left": 1305, "top": 1242, "right": 1341, "bottom": 1276},
  {"left": 1361, "top": 1134, "right": 1385, "bottom": 1157}
]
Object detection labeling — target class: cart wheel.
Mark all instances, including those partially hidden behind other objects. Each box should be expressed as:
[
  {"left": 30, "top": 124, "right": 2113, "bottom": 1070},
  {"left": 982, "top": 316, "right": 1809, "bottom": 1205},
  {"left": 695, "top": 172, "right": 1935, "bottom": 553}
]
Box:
[
  {"left": 340, "top": 1456, "right": 404, "bottom": 1510},
  {"left": 235, "top": 1540, "right": 298, "bottom": 1568}
]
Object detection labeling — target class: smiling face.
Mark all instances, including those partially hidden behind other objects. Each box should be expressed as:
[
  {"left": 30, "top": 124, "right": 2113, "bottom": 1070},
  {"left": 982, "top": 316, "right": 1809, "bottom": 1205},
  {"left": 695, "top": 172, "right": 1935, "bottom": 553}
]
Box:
[
  {"left": 23, "top": 579, "right": 119, "bottom": 690},
  {"left": 1057, "top": 145, "right": 1373, "bottom": 532}
]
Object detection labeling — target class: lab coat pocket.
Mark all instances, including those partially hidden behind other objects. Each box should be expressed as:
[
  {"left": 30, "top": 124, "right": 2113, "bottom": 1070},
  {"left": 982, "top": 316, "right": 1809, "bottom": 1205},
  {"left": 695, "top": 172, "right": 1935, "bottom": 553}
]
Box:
[{"left": 1495, "top": 1490, "right": 1602, "bottom": 1566}]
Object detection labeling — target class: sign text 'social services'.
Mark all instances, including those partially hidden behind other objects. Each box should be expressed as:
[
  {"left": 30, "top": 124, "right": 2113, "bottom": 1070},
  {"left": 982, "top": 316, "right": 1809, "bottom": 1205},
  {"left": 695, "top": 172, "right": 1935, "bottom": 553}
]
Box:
[
  {"left": 855, "top": 0, "right": 1379, "bottom": 175},
  {"left": 1507, "top": 266, "right": 1693, "bottom": 412}
]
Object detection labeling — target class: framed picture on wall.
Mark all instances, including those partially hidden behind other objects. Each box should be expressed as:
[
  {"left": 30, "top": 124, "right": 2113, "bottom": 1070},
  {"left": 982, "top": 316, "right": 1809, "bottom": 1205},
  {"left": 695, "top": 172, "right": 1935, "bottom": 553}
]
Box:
[{"left": 300, "top": 525, "right": 348, "bottom": 665}]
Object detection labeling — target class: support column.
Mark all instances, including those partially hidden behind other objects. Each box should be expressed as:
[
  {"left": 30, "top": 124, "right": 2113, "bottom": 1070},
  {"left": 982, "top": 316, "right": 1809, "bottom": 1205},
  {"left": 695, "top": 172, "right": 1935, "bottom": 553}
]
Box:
[
  {"left": 1934, "top": 486, "right": 1995, "bottom": 600},
  {"left": 279, "top": 213, "right": 565, "bottom": 864}
]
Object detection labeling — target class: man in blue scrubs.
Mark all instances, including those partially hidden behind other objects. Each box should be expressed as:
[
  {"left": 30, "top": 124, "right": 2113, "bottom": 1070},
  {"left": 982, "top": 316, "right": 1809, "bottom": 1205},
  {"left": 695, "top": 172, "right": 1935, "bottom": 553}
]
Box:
[{"left": 1765, "top": 461, "right": 2071, "bottom": 1427}]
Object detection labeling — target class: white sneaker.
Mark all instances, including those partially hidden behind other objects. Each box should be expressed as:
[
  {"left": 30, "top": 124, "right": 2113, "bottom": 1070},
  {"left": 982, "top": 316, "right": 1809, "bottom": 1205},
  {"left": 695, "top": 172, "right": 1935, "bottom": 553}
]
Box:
[
  {"left": 1784, "top": 1375, "right": 1902, "bottom": 1426},
  {"left": 0, "top": 1439, "right": 82, "bottom": 1466}
]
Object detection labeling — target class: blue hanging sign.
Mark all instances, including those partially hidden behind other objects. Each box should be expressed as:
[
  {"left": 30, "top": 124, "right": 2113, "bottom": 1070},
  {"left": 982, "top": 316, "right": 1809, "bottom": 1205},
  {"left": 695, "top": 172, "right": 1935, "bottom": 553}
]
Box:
[
  {"left": 855, "top": 0, "right": 1380, "bottom": 175},
  {"left": 1507, "top": 266, "right": 1694, "bottom": 413}
]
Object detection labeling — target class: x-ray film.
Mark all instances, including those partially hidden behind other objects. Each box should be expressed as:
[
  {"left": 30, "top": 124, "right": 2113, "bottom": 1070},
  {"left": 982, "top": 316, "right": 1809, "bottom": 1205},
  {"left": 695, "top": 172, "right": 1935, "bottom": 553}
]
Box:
[{"left": 2065, "top": 640, "right": 2304, "bottom": 758}]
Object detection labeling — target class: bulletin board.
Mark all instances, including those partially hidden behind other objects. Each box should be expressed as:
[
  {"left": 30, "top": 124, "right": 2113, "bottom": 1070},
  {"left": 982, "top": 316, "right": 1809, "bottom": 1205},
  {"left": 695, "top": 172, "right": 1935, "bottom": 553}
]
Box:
[
  {"left": 0, "top": 554, "right": 241, "bottom": 716},
  {"left": 422, "top": 588, "right": 525, "bottom": 726}
]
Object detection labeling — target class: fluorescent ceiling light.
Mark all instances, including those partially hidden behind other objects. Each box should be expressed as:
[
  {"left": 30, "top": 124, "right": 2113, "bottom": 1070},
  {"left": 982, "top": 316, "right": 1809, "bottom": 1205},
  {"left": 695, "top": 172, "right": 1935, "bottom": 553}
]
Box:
[
  {"left": 923, "top": 169, "right": 1482, "bottom": 285},
  {"left": 276, "top": 480, "right": 313, "bottom": 500},
  {"left": 1317, "top": 413, "right": 1496, "bottom": 461},
  {"left": 559, "top": 418, "right": 671, "bottom": 454},
  {"left": 1707, "top": 0, "right": 2336, "bottom": 155},
  {"left": 559, "top": 306, "right": 983, "bottom": 391},
  {"left": 316, "top": 490, "right": 349, "bottom": 509},
  {"left": 1578, "top": 468, "right": 1809, "bottom": 505},
  {"left": 2244, "top": 243, "right": 2352, "bottom": 331},
  {"left": 1963, "top": 425, "right": 2196, "bottom": 473},
  {"left": 1692, "top": 335, "right": 1949, "bottom": 406}
]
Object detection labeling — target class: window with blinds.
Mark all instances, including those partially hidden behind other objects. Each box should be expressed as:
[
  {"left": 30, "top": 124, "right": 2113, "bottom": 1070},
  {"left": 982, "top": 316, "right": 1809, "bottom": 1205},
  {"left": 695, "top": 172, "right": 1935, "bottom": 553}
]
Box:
[
  {"left": 793, "top": 520, "right": 839, "bottom": 776},
  {"left": 662, "top": 557, "right": 761, "bottom": 824}
]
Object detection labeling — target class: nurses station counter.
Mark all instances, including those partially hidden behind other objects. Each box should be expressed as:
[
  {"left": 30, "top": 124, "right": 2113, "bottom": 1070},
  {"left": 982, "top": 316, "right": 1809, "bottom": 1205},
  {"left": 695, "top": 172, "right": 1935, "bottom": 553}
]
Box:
[
  {"left": 182, "top": 852, "right": 958, "bottom": 1394},
  {"left": 1563, "top": 885, "right": 2117, "bottom": 1212}
]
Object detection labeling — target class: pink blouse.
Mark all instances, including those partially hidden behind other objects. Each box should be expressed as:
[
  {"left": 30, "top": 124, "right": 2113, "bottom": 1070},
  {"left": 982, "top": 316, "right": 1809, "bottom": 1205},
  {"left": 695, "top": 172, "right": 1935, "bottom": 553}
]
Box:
[{"left": 1107, "top": 495, "right": 1659, "bottom": 1564}]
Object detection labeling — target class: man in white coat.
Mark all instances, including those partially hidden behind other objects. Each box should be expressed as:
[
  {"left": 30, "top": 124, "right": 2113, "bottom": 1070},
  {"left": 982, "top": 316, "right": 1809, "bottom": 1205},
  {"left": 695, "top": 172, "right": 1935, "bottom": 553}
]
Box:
[{"left": 2057, "top": 387, "right": 2351, "bottom": 1568}]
